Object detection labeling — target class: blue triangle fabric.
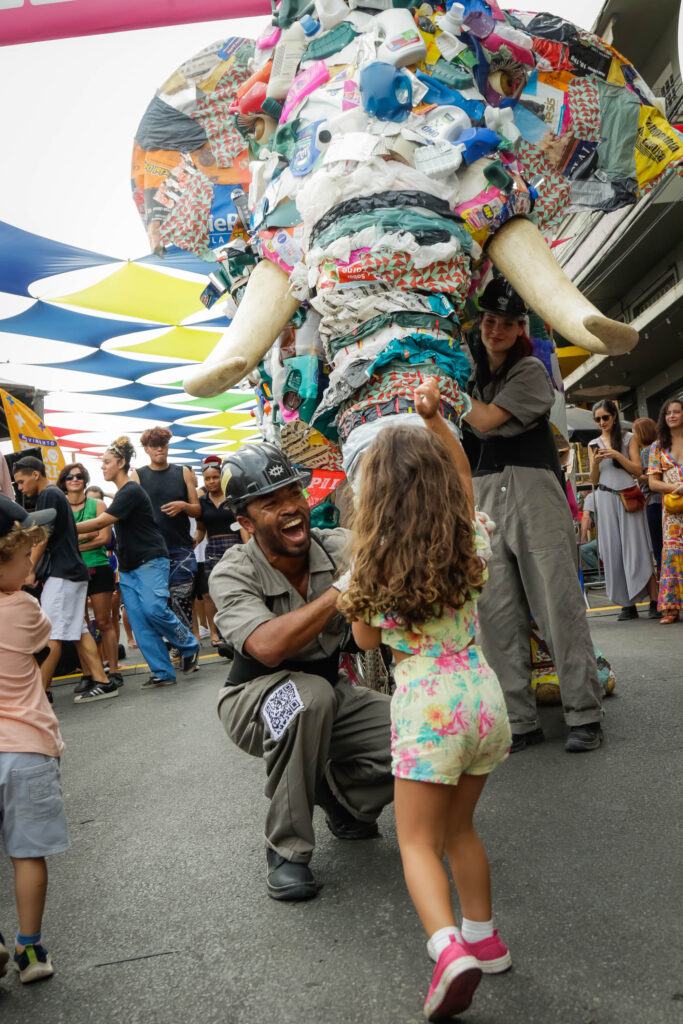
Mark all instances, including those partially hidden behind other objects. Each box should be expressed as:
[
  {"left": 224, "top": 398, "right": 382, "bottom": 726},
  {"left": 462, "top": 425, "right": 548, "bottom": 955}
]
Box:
[
  {"left": 0, "top": 301, "right": 158, "bottom": 346},
  {"left": 0, "top": 221, "right": 117, "bottom": 297}
]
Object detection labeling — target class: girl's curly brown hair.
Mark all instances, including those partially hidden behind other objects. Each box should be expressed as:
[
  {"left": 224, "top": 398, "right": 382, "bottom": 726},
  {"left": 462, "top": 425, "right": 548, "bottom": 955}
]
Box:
[{"left": 338, "top": 426, "right": 483, "bottom": 629}]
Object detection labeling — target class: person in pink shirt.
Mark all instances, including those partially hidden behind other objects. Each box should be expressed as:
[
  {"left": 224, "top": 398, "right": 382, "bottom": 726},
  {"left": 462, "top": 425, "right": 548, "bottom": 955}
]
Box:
[{"left": 0, "top": 495, "right": 69, "bottom": 985}]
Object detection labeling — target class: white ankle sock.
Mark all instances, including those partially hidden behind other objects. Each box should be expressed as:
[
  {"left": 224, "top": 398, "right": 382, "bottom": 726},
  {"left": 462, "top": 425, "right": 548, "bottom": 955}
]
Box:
[
  {"left": 461, "top": 918, "right": 494, "bottom": 943},
  {"left": 428, "top": 926, "right": 458, "bottom": 958}
]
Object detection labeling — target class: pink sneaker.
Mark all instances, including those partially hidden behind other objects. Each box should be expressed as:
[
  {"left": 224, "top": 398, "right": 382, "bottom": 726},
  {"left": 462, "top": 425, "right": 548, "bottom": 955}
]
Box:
[
  {"left": 423, "top": 939, "right": 481, "bottom": 1021},
  {"left": 456, "top": 928, "right": 512, "bottom": 974}
]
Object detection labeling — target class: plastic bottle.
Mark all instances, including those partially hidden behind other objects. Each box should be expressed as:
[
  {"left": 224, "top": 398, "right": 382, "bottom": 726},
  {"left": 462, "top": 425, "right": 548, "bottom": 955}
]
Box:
[
  {"left": 314, "top": 0, "right": 349, "bottom": 32},
  {"left": 417, "top": 104, "right": 471, "bottom": 144},
  {"left": 267, "top": 23, "right": 308, "bottom": 100},
  {"left": 256, "top": 24, "right": 281, "bottom": 50},
  {"left": 438, "top": 2, "right": 464, "bottom": 35},
  {"left": 375, "top": 8, "right": 427, "bottom": 67},
  {"left": 360, "top": 62, "right": 413, "bottom": 122},
  {"left": 280, "top": 61, "right": 331, "bottom": 123}
]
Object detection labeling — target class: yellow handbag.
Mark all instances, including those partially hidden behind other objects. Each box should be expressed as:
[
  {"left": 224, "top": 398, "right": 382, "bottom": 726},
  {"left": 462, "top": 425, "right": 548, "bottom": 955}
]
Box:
[{"left": 664, "top": 492, "right": 683, "bottom": 514}]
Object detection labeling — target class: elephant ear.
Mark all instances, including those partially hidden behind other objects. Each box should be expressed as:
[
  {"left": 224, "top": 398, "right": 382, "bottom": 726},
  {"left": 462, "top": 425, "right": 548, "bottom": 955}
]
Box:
[
  {"left": 131, "top": 37, "right": 255, "bottom": 260},
  {"left": 507, "top": 13, "right": 683, "bottom": 231}
]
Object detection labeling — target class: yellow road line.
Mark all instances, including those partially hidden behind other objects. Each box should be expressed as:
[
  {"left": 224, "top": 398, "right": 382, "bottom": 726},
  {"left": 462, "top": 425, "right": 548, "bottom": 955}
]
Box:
[{"left": 54, "top": 651, "right": 219, "bottom": 681}]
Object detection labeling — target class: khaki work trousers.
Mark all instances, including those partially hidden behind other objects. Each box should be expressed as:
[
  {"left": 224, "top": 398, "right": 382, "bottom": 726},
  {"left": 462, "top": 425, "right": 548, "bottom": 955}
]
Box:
[
  {"left": 219, "top": 670, "right": 393, "bottom": 863},
  {"left": 475, "top": 467, "right": 603, "bottom": 734}
]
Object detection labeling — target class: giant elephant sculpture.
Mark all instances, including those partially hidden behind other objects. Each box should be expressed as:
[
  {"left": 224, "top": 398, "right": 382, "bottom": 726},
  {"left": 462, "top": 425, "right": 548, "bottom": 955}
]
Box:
[{"left": 132, "top": 1, "right": 683, "bottom": 472}]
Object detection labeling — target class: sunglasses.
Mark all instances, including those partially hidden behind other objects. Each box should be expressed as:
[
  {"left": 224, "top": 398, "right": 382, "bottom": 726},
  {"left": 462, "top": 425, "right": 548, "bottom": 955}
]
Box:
[
  {"left": 65, "top": 472, "right": 86, "bottom": 481},
  {"left": 594, "top": 415, "right": 612, "bottom": 423}
]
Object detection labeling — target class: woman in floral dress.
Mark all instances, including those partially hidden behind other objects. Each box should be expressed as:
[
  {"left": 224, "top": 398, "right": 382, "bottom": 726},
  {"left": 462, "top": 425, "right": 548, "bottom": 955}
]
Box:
[{"left": 648, "top": 398, "right": 683, "bottom": 624}]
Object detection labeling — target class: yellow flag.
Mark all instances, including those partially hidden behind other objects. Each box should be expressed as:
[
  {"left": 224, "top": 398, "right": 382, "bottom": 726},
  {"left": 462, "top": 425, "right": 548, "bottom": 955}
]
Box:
[{"left": 0, "top": 388, "right": 65, "bottom": 486}]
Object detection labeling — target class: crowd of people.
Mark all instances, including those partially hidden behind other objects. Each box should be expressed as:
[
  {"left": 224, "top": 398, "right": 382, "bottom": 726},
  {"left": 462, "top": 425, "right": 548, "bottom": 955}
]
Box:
[{"left": 0, "top": 282, "right": 681, "bottom": 1016}]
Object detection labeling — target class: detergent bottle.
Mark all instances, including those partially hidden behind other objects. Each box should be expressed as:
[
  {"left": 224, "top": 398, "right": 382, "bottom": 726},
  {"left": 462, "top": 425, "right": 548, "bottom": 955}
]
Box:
[
  {"left": 314, "top": 0, "right": 349, "bottom": 31},
  {"left": 417, "top": 105, "right": 471, "bottom": 144},
  {"left": 360, "top": 62, "right": 413, "bottom": 122},
  {"left": 267, "top": 23, "right": 308, "bottom": 100},
  {"left": 375, "top": 8, "right": 427, "bottom": 67}
]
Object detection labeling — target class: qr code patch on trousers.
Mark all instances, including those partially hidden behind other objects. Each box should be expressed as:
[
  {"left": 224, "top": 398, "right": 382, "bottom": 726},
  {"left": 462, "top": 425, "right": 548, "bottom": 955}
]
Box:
[{"left": 261, "top": 680, "right": 305, "bottom": 740}]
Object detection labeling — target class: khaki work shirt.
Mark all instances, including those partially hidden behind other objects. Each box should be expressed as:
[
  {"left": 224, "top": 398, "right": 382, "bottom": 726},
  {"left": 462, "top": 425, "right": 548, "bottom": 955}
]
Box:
[
  {"left": 209, "top": 527, "right": 351, "bottom": 661},
  {"left": 468, "top": 356, "right": 555, "bottom": 440}
]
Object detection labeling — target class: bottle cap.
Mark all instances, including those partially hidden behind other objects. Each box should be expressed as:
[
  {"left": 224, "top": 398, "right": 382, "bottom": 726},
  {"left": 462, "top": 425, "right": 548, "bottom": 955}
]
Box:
[{"left": 261, "top": 98, "right": 284, "bottom": 121}]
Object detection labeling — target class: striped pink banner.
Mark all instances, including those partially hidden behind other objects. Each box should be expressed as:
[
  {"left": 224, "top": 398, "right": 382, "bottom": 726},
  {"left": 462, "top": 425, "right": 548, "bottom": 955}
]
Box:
[{"left": 0, "top": 0, "right": 271, "bottom": 47}]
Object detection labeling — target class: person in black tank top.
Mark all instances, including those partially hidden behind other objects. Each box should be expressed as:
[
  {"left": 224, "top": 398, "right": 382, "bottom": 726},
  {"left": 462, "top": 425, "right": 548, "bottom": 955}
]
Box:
[
  {"left": 195, "top": 461, "right": 244, "bottom": 645},
  {"left": 133, "top": 427, "right": 201, "bottom": 637}
]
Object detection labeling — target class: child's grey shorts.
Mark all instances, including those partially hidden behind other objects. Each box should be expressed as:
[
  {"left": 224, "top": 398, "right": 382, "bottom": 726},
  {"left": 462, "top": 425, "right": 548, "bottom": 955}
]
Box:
[{"left": 0, "top": 753, "right": 69, "bottom": 858}]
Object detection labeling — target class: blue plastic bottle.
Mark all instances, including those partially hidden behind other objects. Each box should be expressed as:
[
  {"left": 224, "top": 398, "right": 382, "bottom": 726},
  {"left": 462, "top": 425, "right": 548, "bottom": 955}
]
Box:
[{"left": 360, "top": 62, "right": 413, "bottom": 122}]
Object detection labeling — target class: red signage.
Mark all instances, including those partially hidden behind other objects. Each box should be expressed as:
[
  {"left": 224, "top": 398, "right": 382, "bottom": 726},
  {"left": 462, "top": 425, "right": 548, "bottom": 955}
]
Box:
[{"left": 0, "top": 0, "right": 271, "bottom": 47}]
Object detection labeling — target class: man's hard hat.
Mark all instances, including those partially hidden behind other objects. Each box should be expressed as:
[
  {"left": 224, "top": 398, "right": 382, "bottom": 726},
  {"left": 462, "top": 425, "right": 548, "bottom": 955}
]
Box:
[{"left": 221, "top": 443, "right": 312, "bottom": 513}]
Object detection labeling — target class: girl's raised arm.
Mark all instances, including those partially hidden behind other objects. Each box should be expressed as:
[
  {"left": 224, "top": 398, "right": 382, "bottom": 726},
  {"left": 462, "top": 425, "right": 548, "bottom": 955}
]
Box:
[{"left": 414, "top": 378, "right": 474, "bottom": 517}]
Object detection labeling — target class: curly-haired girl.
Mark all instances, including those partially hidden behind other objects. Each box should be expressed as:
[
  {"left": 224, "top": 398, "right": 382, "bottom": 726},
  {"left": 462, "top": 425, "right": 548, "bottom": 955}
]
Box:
[{"left": 339, "top": 378, "right": 511, "bottom": 1022}]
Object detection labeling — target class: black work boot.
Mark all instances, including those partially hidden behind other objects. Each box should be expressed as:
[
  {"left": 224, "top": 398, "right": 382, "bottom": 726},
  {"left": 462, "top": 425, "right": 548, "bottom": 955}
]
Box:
[
  {"left": 617, "top": 605, "right": 638, "bottom": 621},
  {"left": 565, "top": 722, "right": 603, "bottom": 753},
  {"left": 509, "top": 727, "right": 545, "bottom": 754},
  {"left": 316, "top": 777, "right": 379, "bottom": 840},
  {"left": 265, "top": 848, "right": 319, "bottom": 902}
]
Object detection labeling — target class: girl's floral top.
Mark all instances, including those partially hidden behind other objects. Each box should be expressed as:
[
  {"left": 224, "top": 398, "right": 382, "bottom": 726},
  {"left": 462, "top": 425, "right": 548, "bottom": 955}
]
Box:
[{"left": 369, "top": 516, "right": 493, "bottom": 657}]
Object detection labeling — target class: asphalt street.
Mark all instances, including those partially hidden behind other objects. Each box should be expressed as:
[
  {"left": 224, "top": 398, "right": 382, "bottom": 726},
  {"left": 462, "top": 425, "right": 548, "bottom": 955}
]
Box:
[{"left": 1, "top": 613, "right": 682, "bottom": 1024}]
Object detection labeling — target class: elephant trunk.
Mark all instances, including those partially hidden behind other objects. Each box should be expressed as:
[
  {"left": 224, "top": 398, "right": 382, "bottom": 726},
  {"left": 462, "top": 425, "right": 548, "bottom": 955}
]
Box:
[
  {"left": 183, "top": 259, "right": 299, "bottom": 398},
  {"left": 487, "top": 217, "right": 638, "bottom": 355}
]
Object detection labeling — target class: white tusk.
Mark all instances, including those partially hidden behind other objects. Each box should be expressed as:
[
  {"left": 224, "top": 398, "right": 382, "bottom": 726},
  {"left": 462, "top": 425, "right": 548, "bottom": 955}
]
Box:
[
  {"left": 487, "top": 217, "right": 638, "bottom": 355},
  {"left": 183, "top": 260, "right": 300, "bottom": 397}
]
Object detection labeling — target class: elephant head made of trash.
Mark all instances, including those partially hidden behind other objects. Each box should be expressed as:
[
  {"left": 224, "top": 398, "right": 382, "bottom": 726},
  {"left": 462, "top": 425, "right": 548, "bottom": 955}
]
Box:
[{"left": 132, "top": 1, "right": 683, "bottom": 477}]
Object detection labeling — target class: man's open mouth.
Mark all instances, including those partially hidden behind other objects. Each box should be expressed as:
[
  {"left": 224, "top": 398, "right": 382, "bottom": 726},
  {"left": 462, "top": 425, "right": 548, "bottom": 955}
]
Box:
[{"left": 281, "top": 516, "right": 307, "bottom": 541}]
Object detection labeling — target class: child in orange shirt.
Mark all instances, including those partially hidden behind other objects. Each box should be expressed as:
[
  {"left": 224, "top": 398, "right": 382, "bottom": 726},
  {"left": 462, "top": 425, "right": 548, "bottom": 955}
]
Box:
[{"left": 0, "top": 495, "right": 68, "bottom": 984}]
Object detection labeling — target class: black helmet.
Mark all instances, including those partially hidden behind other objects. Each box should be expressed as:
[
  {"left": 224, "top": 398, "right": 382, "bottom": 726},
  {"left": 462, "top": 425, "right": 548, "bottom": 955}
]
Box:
[
  {"left": 221, "top": 443, "right": 313, "bottom": 513},
  {"left": 478, "top": 278, "right": 527, "bottom": 319}
]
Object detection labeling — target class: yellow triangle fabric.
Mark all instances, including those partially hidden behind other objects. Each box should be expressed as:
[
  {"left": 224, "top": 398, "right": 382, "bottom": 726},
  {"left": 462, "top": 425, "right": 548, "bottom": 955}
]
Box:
[
  {"left": 51, "top": 263, "right": 206, "bottom": 324},
  {"left": 180, "top": 410, "right": 257, "bottom": 430},
  {"left": 111, "top": 326, "right": 223, "bottom": 362}
]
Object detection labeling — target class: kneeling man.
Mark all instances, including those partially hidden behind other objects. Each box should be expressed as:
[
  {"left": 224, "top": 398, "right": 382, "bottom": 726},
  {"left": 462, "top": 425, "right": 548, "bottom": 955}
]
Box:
[{"left": 210, "top": 444, "right": 393, "bottom": 901}]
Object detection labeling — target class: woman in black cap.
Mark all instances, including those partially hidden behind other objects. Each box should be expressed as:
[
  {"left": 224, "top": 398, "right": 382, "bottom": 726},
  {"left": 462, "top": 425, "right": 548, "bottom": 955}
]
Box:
[{"left": 462, "top": 277, "right": 603, "bottom": 754}]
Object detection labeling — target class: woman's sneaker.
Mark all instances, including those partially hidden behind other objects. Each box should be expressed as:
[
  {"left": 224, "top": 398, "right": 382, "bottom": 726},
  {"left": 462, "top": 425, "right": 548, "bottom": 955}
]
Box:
[
  {"left": 423, "top": 939, "right": 481, "bottom": 1021},
  {"left": 0, "top": 933, "right": 9, "bottom": 977},
  {"left": 13, "top": 943, "right": 54, "bottom": 983}
]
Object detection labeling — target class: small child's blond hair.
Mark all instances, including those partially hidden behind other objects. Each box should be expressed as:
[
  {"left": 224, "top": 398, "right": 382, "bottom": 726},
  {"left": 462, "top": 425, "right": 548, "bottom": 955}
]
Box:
[{"left": 0, "top": 522, "right": 48, "bottom": 562}]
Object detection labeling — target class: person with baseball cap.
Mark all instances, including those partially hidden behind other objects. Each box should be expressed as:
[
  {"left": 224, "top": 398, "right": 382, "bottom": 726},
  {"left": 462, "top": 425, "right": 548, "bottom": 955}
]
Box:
[{"left": 209, "top": 443, "right": 392, "bottom": 902}]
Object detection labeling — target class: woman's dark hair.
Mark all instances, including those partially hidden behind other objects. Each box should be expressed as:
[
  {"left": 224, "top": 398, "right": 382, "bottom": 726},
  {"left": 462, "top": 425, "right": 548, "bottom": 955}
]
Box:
[
  {"left": 656, "top": 398, "right": 683, "bottom": 450},
  {"left": 632, "top": 417, "right": 657, "bottom": 447},
  {"left": 592, "top": 400, "right": 623, "bottom": 465},
  {"left": 106, "top": 436, "right": 135, "bottom": 472},
  {"left": 56, "top": 461, "right": 90, "bottom": 492},
  {"left": 474, "top": 316, "right": 534, "bottom": 388}
]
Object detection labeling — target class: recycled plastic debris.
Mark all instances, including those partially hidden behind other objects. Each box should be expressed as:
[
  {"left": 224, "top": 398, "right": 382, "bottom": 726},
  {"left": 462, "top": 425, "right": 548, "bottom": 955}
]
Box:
[{"left": 132, "top": 0, "right": 683, "bottom": 474}]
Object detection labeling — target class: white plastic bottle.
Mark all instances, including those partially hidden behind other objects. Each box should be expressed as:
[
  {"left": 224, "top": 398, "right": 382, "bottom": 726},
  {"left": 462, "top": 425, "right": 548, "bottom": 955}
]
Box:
[
  {"left": 375, "top": 8, "right": 428, "bottom": 67},
  {"left": 314, "top": 0, "right": 349, "bottom": 32},
  {"left": 437, "top": 2, "right": 465, "bottom": 35},
  {"left": 267, "top": 23, "right": 308, "bottom": 100},
  {"left": 417, "top": 104, "right": 471, "bottom": 144}
]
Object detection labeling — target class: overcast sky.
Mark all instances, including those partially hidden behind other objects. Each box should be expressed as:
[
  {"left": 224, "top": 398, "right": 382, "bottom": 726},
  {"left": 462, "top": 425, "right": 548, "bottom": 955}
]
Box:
[{"left": 0, "top": 2, "right": 605, "bottom": 260}]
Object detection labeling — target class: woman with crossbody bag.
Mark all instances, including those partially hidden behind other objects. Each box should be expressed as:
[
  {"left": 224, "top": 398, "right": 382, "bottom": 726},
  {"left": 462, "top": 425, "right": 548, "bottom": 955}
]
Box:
[{"left": 588, "top": 400, "right": 658, "bottom": 621}]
